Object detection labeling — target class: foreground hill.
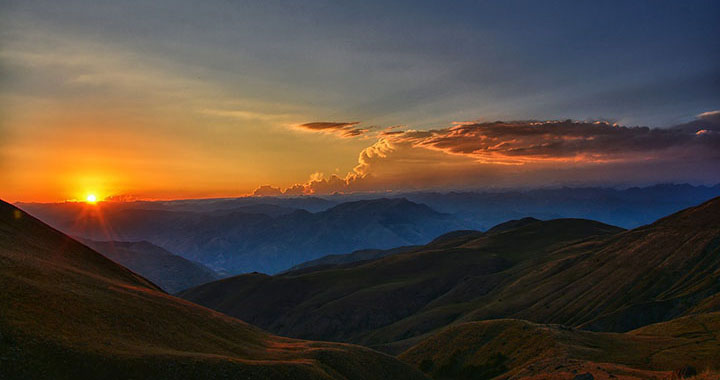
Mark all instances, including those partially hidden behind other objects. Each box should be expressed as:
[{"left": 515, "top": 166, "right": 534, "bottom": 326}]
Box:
[
  {"left": 181, "top": 198, "right": 720, "bottom": 353},
  {"left": 399, "top": 313, "right": 720, "bottom": 379},
  {"left": 20, "top": 198, "right": 468, "bottom": 274},
  {"left": 81, "top": 239, "right": 220, "bottom": 293},
  {"left": 0, "top": 200, "right": 426, "bottom": 380},
  {"left": 180, "top": 217, "right": 623, "bottom": 345}
]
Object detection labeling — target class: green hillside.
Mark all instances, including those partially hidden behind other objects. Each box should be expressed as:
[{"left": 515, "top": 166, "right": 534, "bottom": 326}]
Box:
[{"left": 399, "top": 312, "right": 720, "bottom": 379}]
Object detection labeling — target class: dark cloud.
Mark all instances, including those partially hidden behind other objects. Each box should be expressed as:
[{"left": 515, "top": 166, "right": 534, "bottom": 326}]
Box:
[
  {"left": 386, "top": 118, "right": 720, "bottom": 163},
  {"left": 298, "top": 121, "right": 369, "bottom": 138}
]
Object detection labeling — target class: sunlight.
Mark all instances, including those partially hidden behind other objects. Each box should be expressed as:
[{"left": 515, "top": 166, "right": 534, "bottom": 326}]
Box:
[{"left": 86, "top": 194, "right": 97, "bottom": 204}]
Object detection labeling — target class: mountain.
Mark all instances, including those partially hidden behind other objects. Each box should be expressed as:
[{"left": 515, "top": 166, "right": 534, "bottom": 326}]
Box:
[
  {"left": 179, "top": 217, "right": 624, "bottom": 346},
  {"left": 402, "top": 183, "right": 720, "bottom": 229},
  {"left": 81, "top": 239, "right": 220, "bottom": 293},
  {"left": 180, "top": 198, "right": 720, "bottom": 355},
  {"left": 20, "top": 198, "right": 468, "bottom": 274},
  {"left": 282, "top": 246, "right": 419, "bottom": 275},
  {"left": 0, "top": 200, "right": 427, "bottom": 380},
  {"left": 399, "top": 313, "right": 720, "bottom": 379}
]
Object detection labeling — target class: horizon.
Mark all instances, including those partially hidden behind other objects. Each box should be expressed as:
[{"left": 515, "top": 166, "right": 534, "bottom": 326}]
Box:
[{"left": 9, "top": 182, "right": 720, "bottom": 205}]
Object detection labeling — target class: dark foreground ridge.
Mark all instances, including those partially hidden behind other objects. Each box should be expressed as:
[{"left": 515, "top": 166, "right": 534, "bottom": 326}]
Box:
[{"left": 0, "top": 200, "right": 427, "bottom": 380}]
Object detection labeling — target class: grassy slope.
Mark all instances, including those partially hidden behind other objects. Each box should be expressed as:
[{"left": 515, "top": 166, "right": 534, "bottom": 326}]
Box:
[
  {"left": 460, "top": 197, "right": 720, "bottom": 332},
  {"left": 0, "top": 200, "right": 427, "bottom": 380},
  {"left": 399, "top": 312, "right": 720, "bottom": 379},
  {"left": 180, "top": 218, "right": 623, "bottom": 345},
  {"left": 181, "top": 198, "right": 720, "bottom": 354},
  {"left": 81, "top": 239, "right": 220, "bottom": 293}
]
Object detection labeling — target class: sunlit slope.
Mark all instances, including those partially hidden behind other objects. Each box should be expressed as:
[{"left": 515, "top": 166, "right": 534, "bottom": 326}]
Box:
[
  {"left": 0, "top": 200, "right": 427, "bottom": 380},
  {"left": 399, "top": 312, "right": 720, "bottom": 379},
  {"left": 462, "top": 196, "right": 720, "bottom": 332}
]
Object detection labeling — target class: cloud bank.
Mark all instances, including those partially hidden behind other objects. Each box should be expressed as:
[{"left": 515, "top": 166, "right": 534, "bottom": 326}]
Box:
[{"left": 255, "top": 113, "right": 720, "bottom": 196}]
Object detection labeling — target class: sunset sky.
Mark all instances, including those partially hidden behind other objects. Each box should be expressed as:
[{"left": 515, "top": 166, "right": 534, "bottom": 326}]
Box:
[{"left": 1, "top": 0, "right": 719, "bottom": 202}]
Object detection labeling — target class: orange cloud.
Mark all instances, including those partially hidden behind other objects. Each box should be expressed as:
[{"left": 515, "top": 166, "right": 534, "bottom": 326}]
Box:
[
  {"left": 257, "top": 115, "right": 720, "bottom": 195},
  {"left": 296, "top": 121, "right": 370, "bottom": 138}
]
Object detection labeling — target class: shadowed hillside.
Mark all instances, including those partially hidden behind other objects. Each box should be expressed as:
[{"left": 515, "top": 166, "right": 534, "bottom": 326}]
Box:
[
  {"left": 0, "top": 200, "right": 427, "bottom": 380},
  {"left": 180, "top": 217, "right": 624, "bottom": 346},
  {"left": 181, "top": 198, "right": 720, "bottom": 354},
  {"left": 81, "top": 239, "right": 220, "bottom": 293}
]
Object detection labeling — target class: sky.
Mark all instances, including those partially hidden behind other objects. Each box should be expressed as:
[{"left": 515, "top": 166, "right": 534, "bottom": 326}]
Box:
[{"left": 1, "top": 0, "right": 719, "bottom": 202}]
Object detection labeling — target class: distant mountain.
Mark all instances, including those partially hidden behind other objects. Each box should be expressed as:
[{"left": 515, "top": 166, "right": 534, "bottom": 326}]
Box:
[
  {"left": 180, "top": 198, "right": 720, "bottom": 356},
  {"left": 283, "top": 245, "right": 419, "bottom": 274},
  {"left": 0, "top": 200, "right": 426, "bottom": 380},
  {"left": 20, "top": 198, "right": 468, "bottom": 274},
  {"left": 179, "top": 217, "right": 624, "bottom": 345},
  {"left": 81, "top": 239, "right": 220, "bottom": 293},
  {"left": 399, "top": 313, "right": 720, "bottom": 379},
  {"left": 402, "top": 183, "right": 720, "bottom": 229}
]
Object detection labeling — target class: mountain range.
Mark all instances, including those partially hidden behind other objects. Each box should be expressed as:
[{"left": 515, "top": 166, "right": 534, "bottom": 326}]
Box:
[
  {"left": 179, "top": 197, "right": 720, "bottom": 378},
  {"left": 0, "top": 199, "right": 426, "bottom": 380},
  {"left": 19, "top": 198, "right": 467, "bottom": 274},
  {"left": 18, "top": 184, "right": 720, "bottom": 278}
]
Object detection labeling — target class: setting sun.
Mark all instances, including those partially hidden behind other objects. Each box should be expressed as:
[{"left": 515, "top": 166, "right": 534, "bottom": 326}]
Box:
[{"left": 86, "top": 194, "right": 97, "bottom": 203}]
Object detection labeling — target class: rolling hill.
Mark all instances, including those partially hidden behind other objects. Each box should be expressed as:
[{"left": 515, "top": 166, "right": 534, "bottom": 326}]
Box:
[
  {"left": 399, "top": 312, "right": 720, "bottom": 379},
  {"left": 179, "top": 217, "right": 625, "bottom": 345},
  {"left": 180, "top": 198, "right": 720, "bottom": 355},
  {"left": 81, "top": 239, "right": 220, "bottom": 293},
  {"left": 0, "top": 200, "right": 427, "bottom": 380}
]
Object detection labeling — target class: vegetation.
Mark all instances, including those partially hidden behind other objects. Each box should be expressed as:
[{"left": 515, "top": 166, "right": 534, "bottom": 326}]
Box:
[{"left": 0, "top": 200, "right": 426, "bottom": 380}]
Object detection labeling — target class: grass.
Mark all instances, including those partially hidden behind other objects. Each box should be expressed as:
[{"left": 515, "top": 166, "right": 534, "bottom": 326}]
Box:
[
  {"left": 399, "top": 314, "right": 720, "bottom": 379},
  {"left": 0, "top": 200, "right": 426, "bottom": 380}
]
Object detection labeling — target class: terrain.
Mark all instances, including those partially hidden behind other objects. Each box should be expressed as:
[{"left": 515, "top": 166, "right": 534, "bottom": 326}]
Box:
[
  {"left": 19, "top": 198, "right": 467, "bottom": 274},
  {"left": 81, "top": 239, "right": 219, "bottom": 293},
  {"left": 400, "top": 313, "right": 720, "bottom": 379},
  {"left": 0, "top": 200, "right": 426, "bottom": 380},
  {"left": 180, "top": 217, "right": 625, "bottom": 345},
  {"left": 180, "top": 198, "right": 720, "bottom": 355}
]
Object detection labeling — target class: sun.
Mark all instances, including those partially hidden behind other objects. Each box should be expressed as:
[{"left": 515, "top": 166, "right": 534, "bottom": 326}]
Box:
[{"left": 86, "top": 194, "right": 97, "bottom": 203}]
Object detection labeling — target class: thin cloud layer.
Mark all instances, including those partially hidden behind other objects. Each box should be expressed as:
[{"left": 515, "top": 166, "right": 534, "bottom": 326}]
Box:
[{"left": 296, "top": 122, "right": 369, "bottom": 138}]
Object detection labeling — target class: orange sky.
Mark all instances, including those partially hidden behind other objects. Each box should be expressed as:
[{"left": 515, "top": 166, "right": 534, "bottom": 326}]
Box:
[{"left": 2, "top": 2, "right": 719, "bottom": 202}]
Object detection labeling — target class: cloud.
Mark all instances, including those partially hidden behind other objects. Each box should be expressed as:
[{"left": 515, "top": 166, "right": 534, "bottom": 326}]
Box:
[
  {"left": 255, "top": 114, "right": 720, "bottom": 196},
  {"left": 252, "top": 185, "right": 283, "bottom": 196},
  {"left": 296, "top": 121, "right": 369, "bottom": 138},
  {"left": 381, "top": 119, "right": 720, "bottom": 164},
  {"left": 697, "top": 110, "right": 720, "bottom": 121}
]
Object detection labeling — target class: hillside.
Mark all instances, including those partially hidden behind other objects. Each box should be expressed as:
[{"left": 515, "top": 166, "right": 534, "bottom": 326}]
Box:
[
  {"left": 81, "top": 239, "right": 220, "bottom": 293},
  {"left": 181, "top": 198, "right": 720, "bottom": 353},
  {"left": 282, "top": 245, "right": 419, "bottom": 274},
  {"left": 399, "top": 313, "right": 720, "bottom": 379},
  {"left": 20, "top": 198, "right": 468, "bottom": 274},
  {"left": 0, "top": 200, "right": 426, "bottom": 380},
  {"left": 180, "top": 217, "right": 623, "bottom": 345}
]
